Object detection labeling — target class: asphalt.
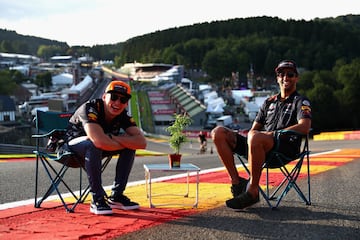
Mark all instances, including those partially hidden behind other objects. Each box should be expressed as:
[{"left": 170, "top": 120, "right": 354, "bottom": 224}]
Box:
[
  {"left": 116, "top": 155, "right": 360, "bottom": 240},
  {"left": 0, "top": 142, "right": 359, "bottom": 240}
]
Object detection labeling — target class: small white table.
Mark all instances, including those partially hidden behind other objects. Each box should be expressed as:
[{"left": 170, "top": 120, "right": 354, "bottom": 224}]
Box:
[{"left": 143, "top": 163, "right": 201, "bottom": 208}]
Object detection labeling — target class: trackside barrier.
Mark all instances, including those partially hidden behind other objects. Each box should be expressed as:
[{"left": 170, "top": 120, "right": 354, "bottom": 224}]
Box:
[{"left": 313, "top": 130, "right": 360, "bottom": 141}]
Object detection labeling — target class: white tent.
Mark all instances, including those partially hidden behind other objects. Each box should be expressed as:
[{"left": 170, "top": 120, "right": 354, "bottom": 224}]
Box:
[
  {"left": 199, "top": 84, "right": 212, "bottom": 92},
  {"left": 208, "top": 97, "right": 225, "bottom": 108},
  {"left": 206, "top": 97, "right": 225, "bottom": 113},
  {"left": 206, "top": 104, "right": 214, "bottom": 113},
  {"left": 52, "top": 73, "right": 73, "bottom": 86},
  {"left": 204, "top": 91, "right": 218, "bottom": 105},
  {"left": 254, "top": 96, "right": 268, "bottom": 107},
  {"left": 10, "top": 65, "right": 30, "bottom": 75},
  {"left": 70, "top": 75, "right": 92, "bottom": 92},
  {"left": 231, "top": 89, "right": 253, "bottom": 104},
  {"left": 244, "top": 102, "right": 260, "bottom": 115},
  {"left": 212, "top": 104, "right": 224, "bottom": 113}
]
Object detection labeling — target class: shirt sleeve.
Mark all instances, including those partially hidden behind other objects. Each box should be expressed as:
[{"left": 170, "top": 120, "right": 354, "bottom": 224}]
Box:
[
  {"left": 255, "top": 96, "right": 274, "bottom": 125},
  {"left": 297, "top": 97, "right": 312, "bottom": 121},
  {"left": 66, "top": 100, "right": 101, "bottom": 141},
  {"left": 70, "top": 100, "right": 101, "bottom": 127},
  {"left": 120, "top": 111, "right": 137, "bottom": 129},
  {"left": 255, "top": 104, "right": 265, "bottom": 124},
  {"left": 84, "top": 101, "right": 101, "bottom": 124}
]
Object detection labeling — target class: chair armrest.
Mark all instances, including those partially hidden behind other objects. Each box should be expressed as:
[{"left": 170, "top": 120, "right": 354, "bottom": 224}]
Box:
[
  {"left": 32, "top": 129, "right": 67, "bottom": 138},
  {"left": 275, "top": 129, "right": 305, "bottom": 136}
]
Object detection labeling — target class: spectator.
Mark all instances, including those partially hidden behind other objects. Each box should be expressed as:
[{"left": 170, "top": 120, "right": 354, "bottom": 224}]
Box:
[{"left": 198, "top": 131, "right": 207, "bottom": 153}]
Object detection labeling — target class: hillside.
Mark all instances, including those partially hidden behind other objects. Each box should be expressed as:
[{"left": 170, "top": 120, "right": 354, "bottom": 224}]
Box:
[
  {"left": 0, "top": 29, "right": 69, "bottom": 55},
  {"left": 118, "top": 15, "right": 360, "bottom": 76},
  {"left": 1, "top": 14, "right": 360, "bottom": 61},
  {"left": 1, "top": 15, "right": 360, "bottom": 132}
]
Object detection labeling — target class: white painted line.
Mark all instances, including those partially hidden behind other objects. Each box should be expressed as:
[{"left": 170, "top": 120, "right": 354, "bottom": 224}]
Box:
[{"left": 0, "top": 150, "right": 339, "bottom": 210}]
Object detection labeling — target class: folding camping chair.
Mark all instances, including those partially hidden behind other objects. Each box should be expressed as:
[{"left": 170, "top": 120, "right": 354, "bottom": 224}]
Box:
[
  {"left": 236, "top": 129, "right": 311, "bottom": 209},
  {"left": 32, "top": 110, "right": 112, "bottom": 213}
]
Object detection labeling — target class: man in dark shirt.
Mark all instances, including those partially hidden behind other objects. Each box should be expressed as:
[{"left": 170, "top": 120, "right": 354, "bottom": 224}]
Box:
[
  {"left": 66, "top": 80, "right": 147, "bottom": 215},
  {"left": 198, "top": 131, "right": 207, "bottom": 153},
  {"left": 211, "top": 60, "right": 312, "bottom": 209}
]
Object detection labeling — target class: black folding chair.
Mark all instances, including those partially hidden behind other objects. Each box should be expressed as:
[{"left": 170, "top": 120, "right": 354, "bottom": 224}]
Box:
[
  {"left": 236, "top": 130, "right": 311, "bottom": 209},
  {"left": 32, "top": 110, "right": 112, "bottom": 213}
]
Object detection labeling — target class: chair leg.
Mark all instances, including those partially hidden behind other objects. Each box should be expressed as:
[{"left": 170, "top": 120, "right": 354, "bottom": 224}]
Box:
[
  {"left": 270, "top": 157, "right": 312, "bottom": 208},
  {"left": 237, "top": 155, "right": 275, "bottom": 208},
  {"left": 34, "top": 156, "right": 40, "bottom": 208},
  {"left": 70, "top": 156, "right": 113, "bottom": 212},
  {"left": 268, "top": 163, "right": 299, "bottom": 201},
  {"left": 306, "top": 153, "right": 311, "bottom": 205},
  {"left": 236, "top": 153, "right": 311, "bottom": 209},
  {"left": 35, "top": 154, "right": 114, "bottom": 213},
  {"left": 37, "top": 157, "right": 74, "bottom": 212}
]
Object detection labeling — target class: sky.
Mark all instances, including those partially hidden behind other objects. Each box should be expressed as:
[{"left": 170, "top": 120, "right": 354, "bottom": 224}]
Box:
[{"left": 0, "top": 0, "right": 359, "bottom": 47}]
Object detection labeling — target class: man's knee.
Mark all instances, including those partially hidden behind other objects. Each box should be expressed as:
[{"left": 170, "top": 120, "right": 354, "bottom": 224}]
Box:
[
  {"left": 211, "top": 126, "right": 226, "bottom": 143},
  {"left": 248, "top": 132, "right": 274, "bottom": 152},
  {"left": 119, "top": 148, "right": 135, "bottom": 159}
]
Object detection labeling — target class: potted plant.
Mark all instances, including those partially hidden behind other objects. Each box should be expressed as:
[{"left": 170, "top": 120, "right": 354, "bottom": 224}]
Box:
[{"left": 165, "top": 113, "right": 192, "bottom": 167}]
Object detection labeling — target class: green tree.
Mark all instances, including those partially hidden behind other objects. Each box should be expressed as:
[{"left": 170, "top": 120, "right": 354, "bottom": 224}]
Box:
[
  {"left": 183, "top": 38, "right": 208, "bottom": 69},
  {"left": 335, "top": 58, "right": 360, "bottom": 128},
  {"left": 9, "top": 70, "right": 26, "bottom": 84},
  {"left": 37, "top": 45, "right": 65, "bottom": 59},
  {"left": 202, "top": 46, "right": 237, "bottom": 81},
  {"left": 298, "top": 71, "right": 314, "bottom": 91},
  {"left": 0, "top": 40, "right": 14, "bottom": 52},
  {"left": 34, "top": 72, "right": 52, "bottom": 90},
  {"left": 0, "top": 70, "right": 17, "bottom": 94},
  {"left": 12, "top": 41, "right": 29, "bottom": 54},
  {"left": 307, "top": 83, "right": 339, "bottom": 131}
]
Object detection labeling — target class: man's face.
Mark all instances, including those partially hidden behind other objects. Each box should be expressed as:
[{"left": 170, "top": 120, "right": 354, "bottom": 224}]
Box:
[
  {"left": 276, "top": 68, "right": 298, "bottom": 92},
  {"left": 103, "top": 92, "right": 129, "bottom": 116}
]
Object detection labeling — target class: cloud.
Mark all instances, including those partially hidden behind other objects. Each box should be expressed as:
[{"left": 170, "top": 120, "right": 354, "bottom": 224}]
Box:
[{"left": 0, "top": 0, "right": 97, "bottom": 19}]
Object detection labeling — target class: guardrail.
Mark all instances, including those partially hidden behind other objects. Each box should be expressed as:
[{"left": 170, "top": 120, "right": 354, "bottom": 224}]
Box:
[
  {"left": 313, "top": 130, "right": 360, "bottom": 140},
  {"left": 0, "top": 144, "right": 38, "bottom": 154}
]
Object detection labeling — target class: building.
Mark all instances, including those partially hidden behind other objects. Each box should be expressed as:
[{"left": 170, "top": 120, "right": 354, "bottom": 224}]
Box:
[
  {"left": 0, "top": 52, "right": 40, "bottom": 68},
  {"left": 0, "top": 95, "right": 16, "bottom": 122}
]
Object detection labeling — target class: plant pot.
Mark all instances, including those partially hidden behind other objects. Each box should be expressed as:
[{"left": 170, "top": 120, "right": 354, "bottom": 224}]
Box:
[{"left": 168, "top": 153, "right": 181, "bottom": 168}]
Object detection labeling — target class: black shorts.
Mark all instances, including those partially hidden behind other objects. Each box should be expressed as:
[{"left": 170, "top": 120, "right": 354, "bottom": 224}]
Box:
[
  {"left": 234, "top": 131, "right": 302, "bottom": 165},
  {"left": 234, "top": 134, "right": 248, "bottom": 157},
  {"left": 272, "top": 131, "right": 302, "bottom": 158}
]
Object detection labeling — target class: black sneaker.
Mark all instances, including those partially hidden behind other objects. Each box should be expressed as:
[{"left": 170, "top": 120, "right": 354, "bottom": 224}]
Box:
[
  {"left": 90, "top": 198, "right": 113, "bottom": 215},
  {"left": 231, "top": 177, "right": 249, "bottom": 197},
  {"left": 226, "top": 192, "right": 259, "bottom": 210},
  {"left": 108, "top": 194, "right": 140, "bottom": 210}
]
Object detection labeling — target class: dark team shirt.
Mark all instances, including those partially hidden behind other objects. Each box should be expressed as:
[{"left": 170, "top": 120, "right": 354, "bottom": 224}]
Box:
[
  {"left": 255, "top": 91, "right": 312, "bottom": 132},
  {"left": 65, "top": 98, "right": 137, "bottom": 142},
  {"left": 198, "top": 134, "right": 207, "bottom": 144}
]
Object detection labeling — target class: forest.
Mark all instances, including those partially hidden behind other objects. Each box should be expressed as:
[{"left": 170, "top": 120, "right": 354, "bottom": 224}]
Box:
[{"left": 1, "top": 15, "right": 360, "bottom": 132}]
